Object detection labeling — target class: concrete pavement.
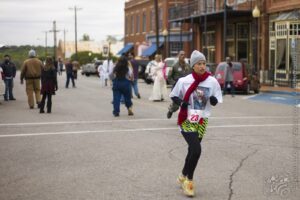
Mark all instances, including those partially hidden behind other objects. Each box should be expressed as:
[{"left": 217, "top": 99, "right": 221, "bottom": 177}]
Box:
[{"left": 0, "top": 72, "right": 299, "bottom": 200}]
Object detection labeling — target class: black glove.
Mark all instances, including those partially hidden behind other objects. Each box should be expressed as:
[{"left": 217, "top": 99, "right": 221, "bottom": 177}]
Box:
[
  {"left": 181, "top": 101, "right": 189, "bottom": 109},
  {"left": 171, "top": 96, "right": 183, "bottom": 106},
  {"left": 171, "top": 96, "right": 189, "bottom": 108},
  {"left": 210, "top": 96, "right": 218, "bottom": 106}
]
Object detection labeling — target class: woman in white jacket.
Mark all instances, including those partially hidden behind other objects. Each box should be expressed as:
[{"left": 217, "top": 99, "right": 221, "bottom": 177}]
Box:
[
  {"left": 149, "top": 54, "right": 168, "bottom": 101},
  {"left": 99, "top": 59, "right": 114, "bottom": 87}
]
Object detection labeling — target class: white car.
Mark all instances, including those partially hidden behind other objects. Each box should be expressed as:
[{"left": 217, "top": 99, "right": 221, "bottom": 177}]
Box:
[{"left": 81, "top": 60, "right": 103, "bottom": 76}]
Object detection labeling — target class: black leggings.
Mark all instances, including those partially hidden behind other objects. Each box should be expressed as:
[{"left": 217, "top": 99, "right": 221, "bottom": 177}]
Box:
[
  {"left": 181, "top": 131, "right": 202, "bottom": 180},
  {"left": 40, "top": 93, "right": 52, "bottom": 112}
]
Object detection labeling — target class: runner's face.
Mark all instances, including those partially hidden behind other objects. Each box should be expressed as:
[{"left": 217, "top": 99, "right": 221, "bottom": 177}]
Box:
[{"left": 193, "top": 61, "right": 206, "bottom": 75}]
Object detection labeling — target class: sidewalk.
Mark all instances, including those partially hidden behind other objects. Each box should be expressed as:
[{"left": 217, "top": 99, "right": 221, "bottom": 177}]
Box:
[{"left": 260, "top": 85, "right": 300, "bottom": 95}]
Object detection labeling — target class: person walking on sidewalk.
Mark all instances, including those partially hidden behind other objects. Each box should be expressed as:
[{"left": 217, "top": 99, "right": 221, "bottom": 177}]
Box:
[
  {"left": 111, "top": 56, "right": 134, "bottom": 117},
  {"left": 1, "top": 54, "right": 16, "bottom": 101},
  {"left": 167, "top": 51, "right": 191, "bottom": 118},
  {"left": 223, "top": 57, "right": 235, "bottom": 97},
  {"left": 65, "top": 59, "right": 76, "bottom": 88},
  {"left": 39, "top": 57, "right": 58, "bottom": 113},
  {"left": 128, "top": 52, "right": 141, "bottom": 99},
  {"left": 149, "top": 54, "right": 168, "bottom": 101},
  {"left": 20, "top": 50, "right": 43, "bottom": 109},
  {"left": 169, "top": 50, "right": 222, "bottom": 197}
]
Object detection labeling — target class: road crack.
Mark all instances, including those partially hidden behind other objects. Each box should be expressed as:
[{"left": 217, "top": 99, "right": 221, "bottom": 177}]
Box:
[{"left": 228, "top": 149, "right": 258, "bottom": 200}]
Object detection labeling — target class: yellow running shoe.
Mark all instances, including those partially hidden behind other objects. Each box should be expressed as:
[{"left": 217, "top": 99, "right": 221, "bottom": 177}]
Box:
[
  {"left": 177, "top": 174, "right": 187, "bottom": 185},
  {"left": 182, "top": 179, "right": 195, "bottom": 197}
]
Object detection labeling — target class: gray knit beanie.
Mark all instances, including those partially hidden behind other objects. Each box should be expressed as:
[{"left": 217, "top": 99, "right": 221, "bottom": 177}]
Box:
[
  {"left": 28, "top": 49, "right": 36, "bottom": 57},
  {"left": 190, "top": 50, "right": 206, "bottom": 67}
]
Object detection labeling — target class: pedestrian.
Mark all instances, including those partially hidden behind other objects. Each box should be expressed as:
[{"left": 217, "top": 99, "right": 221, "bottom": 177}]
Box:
[
  {"left": 128, "top": 52, "right": 141, "bottom": 99},
  {"left": 169, "top": 50, "right": 222, "bottom": 197},
  {"left": 111, "top": 56, "right": 134, "bottom": 117},
  {"left": 223, "top": 57, "right": 235, "bottom": 97},
  {"left": 72, "top": 60, "right": 80, "bottom": 80},
  {"left": 100, "top": 59, "right": 114, "bottom": 87},
  {"left": 40, "top": 57, "right": 58, "bottom": 113},
  {"left": 20, "top": 49, "right": 43, "bottom": 109},
  {"left": 57, "top": 57, "right": 64, "bottom": 76},
  {"left": 65, "top": 59, "right": 76, "bottom": 88},
  {"left": 167, "top": 51, "right": 191, "bottom": 118},
  {"left": 1, "top": 54, "right": 16, "bottom": 101},
  {"left": 149, "top": 54, "right": 168, "bottom": 101},
  {"left": 0, "top": 67, "right": 5, "bottom": 103}
]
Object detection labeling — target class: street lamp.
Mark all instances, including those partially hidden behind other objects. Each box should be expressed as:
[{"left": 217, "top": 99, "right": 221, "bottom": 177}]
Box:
[
  {"left": 88, "top": 52, "right": 92, "bottom": 62},
  {"left": 162, "top": 29, "right": 168, "bottom": 58}
]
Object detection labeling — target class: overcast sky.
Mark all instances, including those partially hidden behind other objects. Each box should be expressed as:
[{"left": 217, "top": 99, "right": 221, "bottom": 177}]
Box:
[{"left": 0, "top": 0, "right": 125, "bottom": 46}]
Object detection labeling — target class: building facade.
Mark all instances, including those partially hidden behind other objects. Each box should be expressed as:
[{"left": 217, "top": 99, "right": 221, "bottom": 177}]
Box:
[
  {"left": 123, "top": 0, "right": 299, "bottom": 87},
  {"left": 124, "top": 0, "right": 192, "bottom": 58}
]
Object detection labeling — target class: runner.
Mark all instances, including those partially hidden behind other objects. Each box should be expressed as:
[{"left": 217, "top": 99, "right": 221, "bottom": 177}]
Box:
[{"left": 169, "top": 50, "right": 222, "bottom": 197}]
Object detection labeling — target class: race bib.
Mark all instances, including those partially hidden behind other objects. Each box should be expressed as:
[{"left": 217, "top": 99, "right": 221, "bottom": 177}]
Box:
[{"left": 187, "top": 109, "right": 203, "bottom": 123}]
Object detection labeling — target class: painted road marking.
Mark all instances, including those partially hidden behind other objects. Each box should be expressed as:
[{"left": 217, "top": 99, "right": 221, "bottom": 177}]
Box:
[
  {"left": 0, "top": 123, "right": 298, "bottom": 138},
  {"left": 0, "top": 116, "right": 295, "bottom": 127},
  {"left": 248, "top": 93, "right": 299, "bottom": 106}
]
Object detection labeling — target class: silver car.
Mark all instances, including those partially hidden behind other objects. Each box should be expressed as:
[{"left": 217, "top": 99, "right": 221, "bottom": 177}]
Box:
[{"left": 81, "top": 60, "right": 103, "bottom": 76}]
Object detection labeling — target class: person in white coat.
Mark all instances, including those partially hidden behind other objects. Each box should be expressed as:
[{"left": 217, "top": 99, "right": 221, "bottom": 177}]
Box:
[
  {"left": 149, "top": 54, "right": 168, "bottom": 101},
  {"left": 99, "top": 59, "right": 114, "bottom": 87}
]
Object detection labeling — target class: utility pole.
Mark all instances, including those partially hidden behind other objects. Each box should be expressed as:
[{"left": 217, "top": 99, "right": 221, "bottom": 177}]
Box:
[
  {"left": 154, "top": 0, "right": 160, "bottom": 55},
  {"left": 42, "top": 31, "right": 48, "bottom": 57},
  {"left": 69, "top": 6, "right": 82, "bottom": 61},
  {"left": 64, "top": 29, "right": 68, "bottom": 59},
  {"left": 49, "top": 21, "right": 60, "bottom": 60}
]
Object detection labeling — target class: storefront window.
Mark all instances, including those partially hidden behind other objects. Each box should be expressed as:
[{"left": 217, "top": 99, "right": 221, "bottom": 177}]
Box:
[
  {"left": 276, "top": 39, "right": 286, "bottom": 70},
  {"left": 237, "top": 41, "right": 248, "bottom": 61},
  {"left": 226, "top": 41, "right": 235, "bottom": 60},
  {"left": 289, "top": 38, "right": 300, "bottom": 72},
  {"left": 169, "top": 42, "right": 183, "bottom": 57},
  {"left": 237, "top": 24, "right": 249, "bottom": 61}
]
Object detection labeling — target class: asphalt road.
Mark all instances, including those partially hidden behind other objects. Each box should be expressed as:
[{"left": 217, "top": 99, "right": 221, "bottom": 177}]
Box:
[{"left": 0, "top": 72, "right": 299, "bottom": 200}]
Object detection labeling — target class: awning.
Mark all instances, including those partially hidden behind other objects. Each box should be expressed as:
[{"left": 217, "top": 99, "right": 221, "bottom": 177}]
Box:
[
  {"left": 275, "top": 10, "right": 300, "bottom": 21},
  {"left": 141, "top": 43, "right": 163, "bottom": 57},
  {"left": 117, "top": 43, "right": 134, "bottom": 55}
]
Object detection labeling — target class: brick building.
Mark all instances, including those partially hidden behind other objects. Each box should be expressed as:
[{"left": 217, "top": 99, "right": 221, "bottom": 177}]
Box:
[
  {"left": 123, "top": 0, "right": 192, "bottom": 59},
  {"left": 123, "top": 0, "right": 300, "bottom": 87}
]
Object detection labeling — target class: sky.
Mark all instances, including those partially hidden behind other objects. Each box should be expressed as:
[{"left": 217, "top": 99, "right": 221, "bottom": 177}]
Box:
[{"left": 0, "top": 0, "right": 125, "bottom": 46}]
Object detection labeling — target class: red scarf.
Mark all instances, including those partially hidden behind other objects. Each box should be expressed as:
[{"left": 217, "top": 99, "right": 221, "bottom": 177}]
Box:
[{"left": 177, "top": 71, "right": 210, "bottom": 125}]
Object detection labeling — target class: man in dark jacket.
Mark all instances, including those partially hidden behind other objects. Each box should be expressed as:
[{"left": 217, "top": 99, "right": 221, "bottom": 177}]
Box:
[
  {"left": 167, "top": 51, "right": 191, "bottom": 119},
  {"left": 1, "top": 54, "right": 16, "bottom": 101},
  {"left": 128, "top": 53, "right": 141, "bottom": 99}
]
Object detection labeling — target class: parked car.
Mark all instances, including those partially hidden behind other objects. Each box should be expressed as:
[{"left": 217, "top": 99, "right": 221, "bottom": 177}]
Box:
[
  {"left": 215, "top": 61, "right": 260, "bottom": 94},
  {"left": 81, "top": 60, "right": 103, "bottom": 76}
]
